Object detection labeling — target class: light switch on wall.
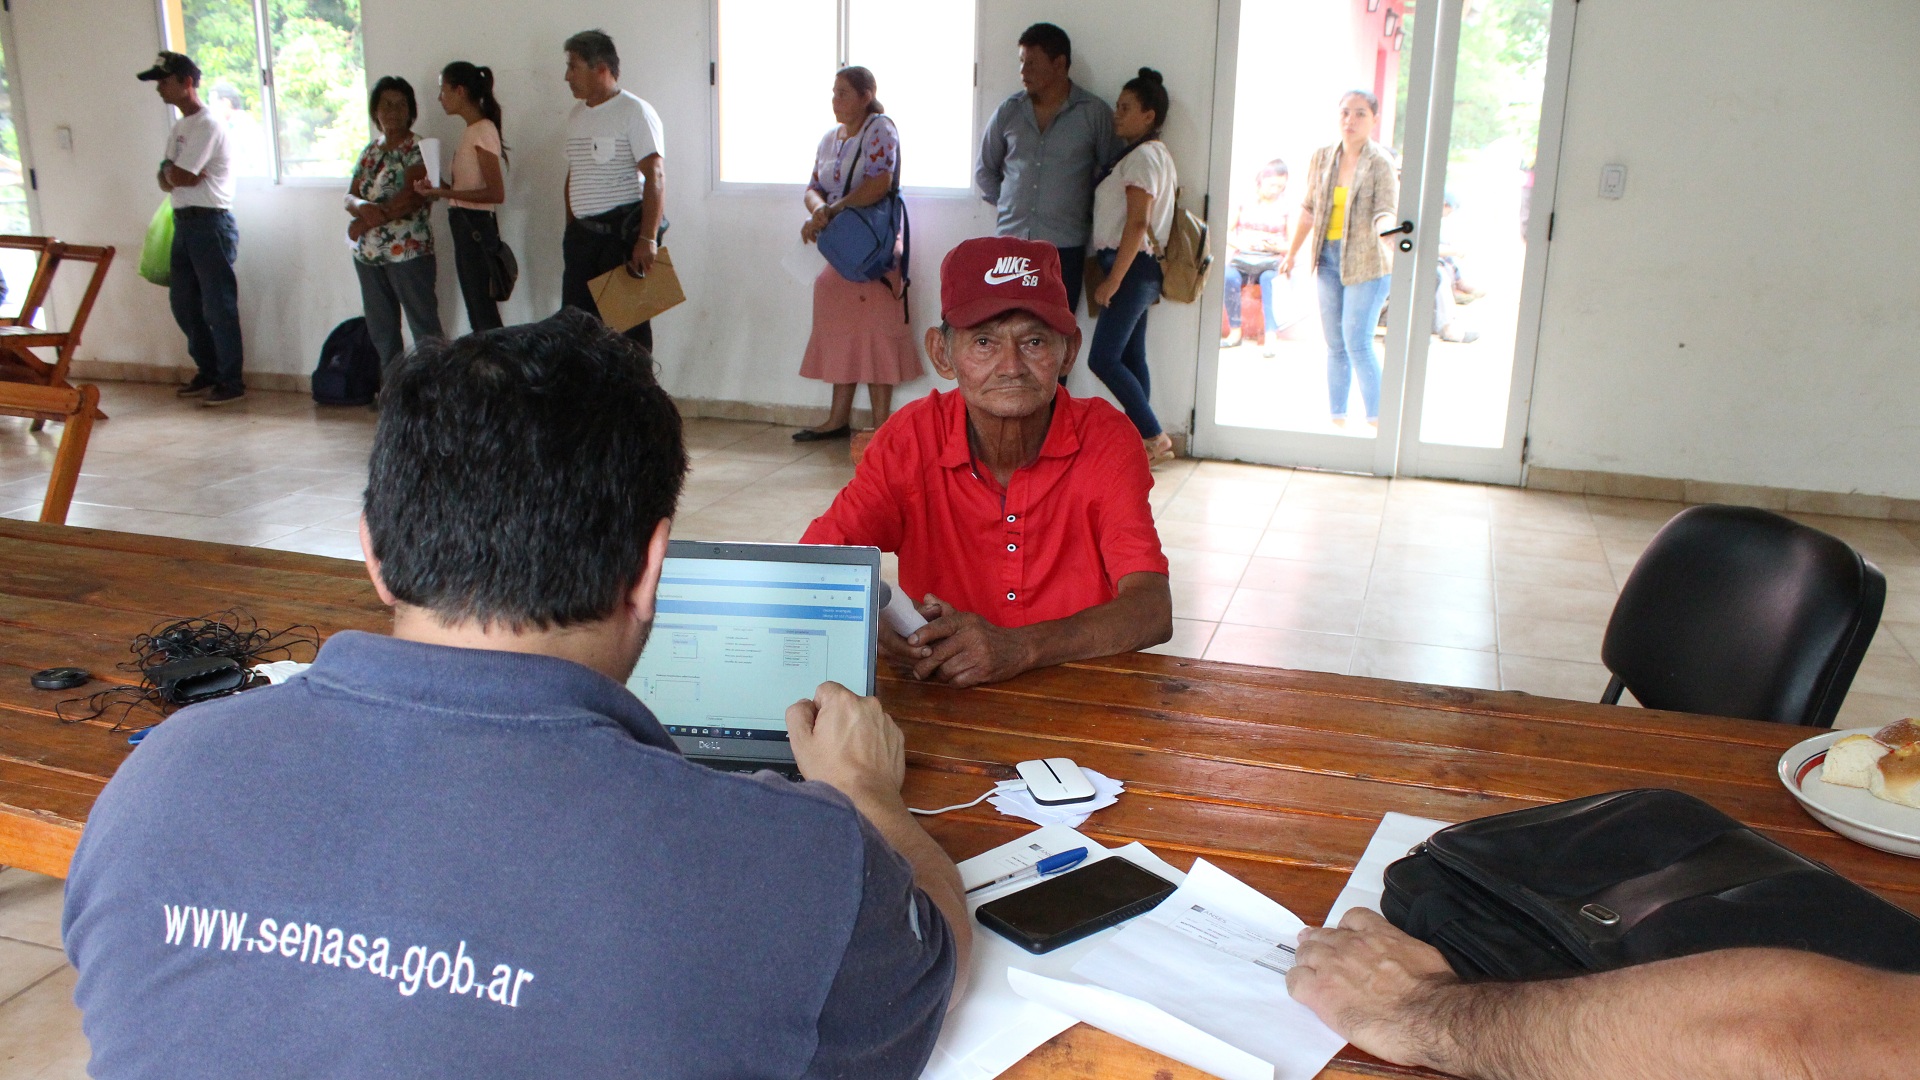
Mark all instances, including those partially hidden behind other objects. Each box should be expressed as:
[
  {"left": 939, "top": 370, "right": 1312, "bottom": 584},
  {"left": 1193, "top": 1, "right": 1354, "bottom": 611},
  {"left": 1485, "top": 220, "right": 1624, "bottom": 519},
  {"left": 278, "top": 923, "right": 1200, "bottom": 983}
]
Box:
[
  {"left": 55, "top": 126, "right": 73, "bottom": 151},
  {"left": 1599, "top": 164, "right": 1627, "bottom": 199}
]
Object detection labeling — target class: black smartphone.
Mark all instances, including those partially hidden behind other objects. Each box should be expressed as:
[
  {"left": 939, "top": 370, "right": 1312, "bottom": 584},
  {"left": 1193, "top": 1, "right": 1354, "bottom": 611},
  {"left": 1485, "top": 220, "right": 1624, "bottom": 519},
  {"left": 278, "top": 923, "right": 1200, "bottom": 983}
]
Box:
[{"left": 975, "top": 857, "right": 1176, "bottom": 954}]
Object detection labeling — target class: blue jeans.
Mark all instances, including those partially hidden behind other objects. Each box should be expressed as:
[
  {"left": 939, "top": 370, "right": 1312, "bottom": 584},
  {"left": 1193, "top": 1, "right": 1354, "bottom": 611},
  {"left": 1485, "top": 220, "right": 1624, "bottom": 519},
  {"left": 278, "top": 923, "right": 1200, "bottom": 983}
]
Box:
[
  {"left": 355, "top": 255, "right": 445, "bottom": 373},
  {"left": 169, "top": 209, "right": 245, "bottom": 391},
  {"left": 1223, "top": 263, "right": 1280, "bottom": 333},
  {"left": 1316, "top": 239, "right": 1390, "bottom": 421},
  {"left": 1088, "top": 248, "right": 1163, "bottom": 438}
]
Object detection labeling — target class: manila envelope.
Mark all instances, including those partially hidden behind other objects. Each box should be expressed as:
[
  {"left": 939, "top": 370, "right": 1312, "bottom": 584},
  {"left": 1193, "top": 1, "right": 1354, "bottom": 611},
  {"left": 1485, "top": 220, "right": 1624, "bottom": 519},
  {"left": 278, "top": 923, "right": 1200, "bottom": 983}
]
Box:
[{"left": 588, "top": 247, "right": 687, "bottom": 332}]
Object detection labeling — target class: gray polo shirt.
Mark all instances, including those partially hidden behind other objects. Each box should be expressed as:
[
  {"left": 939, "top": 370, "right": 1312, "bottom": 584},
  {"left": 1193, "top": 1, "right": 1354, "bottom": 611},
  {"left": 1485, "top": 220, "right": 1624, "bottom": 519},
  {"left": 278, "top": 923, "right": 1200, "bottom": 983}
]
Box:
[
  {"left": 975, "top": 81, "right": 1117, "bottom": 249},
  {"left": 65, "top": 631, "right": 955, "bottom": 1078}
]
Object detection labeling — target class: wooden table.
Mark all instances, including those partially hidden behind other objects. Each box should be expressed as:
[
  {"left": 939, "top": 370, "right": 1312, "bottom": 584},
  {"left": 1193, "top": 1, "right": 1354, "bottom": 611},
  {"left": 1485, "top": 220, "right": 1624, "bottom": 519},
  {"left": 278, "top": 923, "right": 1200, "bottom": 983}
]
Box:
[{"left": 4, "top": 517, "right": 1916, "bottom": 1079}]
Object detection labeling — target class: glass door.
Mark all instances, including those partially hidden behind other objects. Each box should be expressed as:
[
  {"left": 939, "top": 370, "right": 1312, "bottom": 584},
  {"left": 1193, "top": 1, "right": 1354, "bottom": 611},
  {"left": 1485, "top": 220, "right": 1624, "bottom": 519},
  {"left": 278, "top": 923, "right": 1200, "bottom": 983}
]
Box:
[
  {"left": 1193, "top": 0, "right": 1572, "bottom": 481},
  {"left": 1393, "top": 0, "right": 1573, "bottom": 483}
]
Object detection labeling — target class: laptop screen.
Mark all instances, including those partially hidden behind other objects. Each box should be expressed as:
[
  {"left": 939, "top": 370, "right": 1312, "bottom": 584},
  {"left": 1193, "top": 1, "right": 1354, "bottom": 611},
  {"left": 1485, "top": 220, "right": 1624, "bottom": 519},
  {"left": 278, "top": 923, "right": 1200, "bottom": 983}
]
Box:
[{"left": 626, "top": 544, "right": 878, "bottom": 762}]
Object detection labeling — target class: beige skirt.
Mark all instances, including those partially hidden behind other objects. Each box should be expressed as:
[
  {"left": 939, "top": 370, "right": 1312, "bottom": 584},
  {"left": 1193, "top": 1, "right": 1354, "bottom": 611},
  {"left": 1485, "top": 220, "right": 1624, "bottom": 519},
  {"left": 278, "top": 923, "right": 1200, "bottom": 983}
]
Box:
[{"left": 798, "top": 267, "right": 924, "bottom": 386}]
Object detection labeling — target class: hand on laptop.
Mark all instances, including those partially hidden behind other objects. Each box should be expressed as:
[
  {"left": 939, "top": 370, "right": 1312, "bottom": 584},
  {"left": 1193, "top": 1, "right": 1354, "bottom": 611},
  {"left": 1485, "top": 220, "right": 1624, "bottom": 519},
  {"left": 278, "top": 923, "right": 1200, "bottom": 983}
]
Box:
[{"left": 787, "top": 681, "right": 906, "bottom": 802}]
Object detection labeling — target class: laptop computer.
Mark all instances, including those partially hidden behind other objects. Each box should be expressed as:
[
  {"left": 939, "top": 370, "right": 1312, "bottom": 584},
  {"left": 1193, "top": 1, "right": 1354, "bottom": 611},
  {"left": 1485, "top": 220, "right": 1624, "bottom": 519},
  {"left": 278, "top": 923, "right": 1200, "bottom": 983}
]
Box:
[{"left": 626, "top": 540, "right": 882, "bottom": 778}]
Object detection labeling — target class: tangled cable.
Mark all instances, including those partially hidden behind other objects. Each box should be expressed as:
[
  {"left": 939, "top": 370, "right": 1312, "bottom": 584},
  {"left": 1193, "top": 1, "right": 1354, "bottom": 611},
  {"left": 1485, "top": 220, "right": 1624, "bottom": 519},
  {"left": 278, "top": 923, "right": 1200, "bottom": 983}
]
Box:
[{"left": 56, "top": 611, "right": 320, "bottom": 731}]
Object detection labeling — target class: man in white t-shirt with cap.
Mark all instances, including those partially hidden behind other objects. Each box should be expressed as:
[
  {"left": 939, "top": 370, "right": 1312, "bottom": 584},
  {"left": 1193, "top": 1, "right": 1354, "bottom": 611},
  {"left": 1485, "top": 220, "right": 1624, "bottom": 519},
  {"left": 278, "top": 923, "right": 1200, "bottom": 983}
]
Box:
[
  {"left": 559, "top": 29, "right": 666, "bottom": 351},
  {"left": 139, "top": 51, "right": 246, "bottom": 406}
]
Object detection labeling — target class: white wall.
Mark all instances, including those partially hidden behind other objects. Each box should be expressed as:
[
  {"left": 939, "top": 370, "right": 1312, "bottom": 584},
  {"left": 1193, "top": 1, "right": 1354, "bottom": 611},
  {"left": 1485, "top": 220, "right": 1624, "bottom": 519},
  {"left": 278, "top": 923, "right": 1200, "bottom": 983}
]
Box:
[
  {"left": 16, "top": 0, "right": 1919, "bottom": 499},
  {"left": 1526, "top": 0, "right": 1920, "bottom": 498},
  {"left": 14, "top": 0, "right": 1218, "bottom": 436}
]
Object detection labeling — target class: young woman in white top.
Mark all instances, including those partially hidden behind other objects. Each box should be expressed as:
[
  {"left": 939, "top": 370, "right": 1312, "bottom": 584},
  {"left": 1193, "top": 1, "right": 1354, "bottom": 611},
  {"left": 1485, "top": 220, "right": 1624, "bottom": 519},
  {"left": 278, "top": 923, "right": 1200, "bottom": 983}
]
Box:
[
  {"left": 417, "top": 61, "right": 507, "bottom": 331},
  {"left": 1088, "top": 68, "right": 1178, "bottom": 465}
]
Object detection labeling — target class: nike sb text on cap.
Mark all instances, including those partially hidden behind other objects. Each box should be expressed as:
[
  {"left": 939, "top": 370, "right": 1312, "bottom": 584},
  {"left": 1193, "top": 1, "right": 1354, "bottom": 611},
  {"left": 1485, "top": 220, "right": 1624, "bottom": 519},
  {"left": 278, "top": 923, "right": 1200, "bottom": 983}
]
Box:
[{"left": 940, "top": 237, "right": 1078, "bottom": 336}]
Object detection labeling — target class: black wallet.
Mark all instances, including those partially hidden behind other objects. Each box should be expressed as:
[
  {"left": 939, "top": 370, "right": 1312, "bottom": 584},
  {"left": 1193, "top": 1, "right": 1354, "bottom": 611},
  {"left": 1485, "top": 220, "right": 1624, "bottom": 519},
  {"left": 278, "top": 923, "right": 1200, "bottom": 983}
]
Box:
[{"left": 1382, "top": 788, "right": 1920, "bottom": 980}]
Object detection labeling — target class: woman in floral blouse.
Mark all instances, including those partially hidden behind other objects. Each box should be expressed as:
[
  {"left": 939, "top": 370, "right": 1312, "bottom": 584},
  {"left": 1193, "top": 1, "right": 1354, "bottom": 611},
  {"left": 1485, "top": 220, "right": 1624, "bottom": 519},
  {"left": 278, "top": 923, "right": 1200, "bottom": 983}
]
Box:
[{"left": 347, "top": 76, "right": 443, "bottom": 375}]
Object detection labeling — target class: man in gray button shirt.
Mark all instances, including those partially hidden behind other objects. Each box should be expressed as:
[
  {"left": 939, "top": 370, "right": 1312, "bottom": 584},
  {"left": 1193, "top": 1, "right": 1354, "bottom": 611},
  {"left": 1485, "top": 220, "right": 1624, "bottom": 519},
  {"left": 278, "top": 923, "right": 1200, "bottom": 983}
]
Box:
[{"left": 975, "top": 22, "right": 1117, "bottom": 312}]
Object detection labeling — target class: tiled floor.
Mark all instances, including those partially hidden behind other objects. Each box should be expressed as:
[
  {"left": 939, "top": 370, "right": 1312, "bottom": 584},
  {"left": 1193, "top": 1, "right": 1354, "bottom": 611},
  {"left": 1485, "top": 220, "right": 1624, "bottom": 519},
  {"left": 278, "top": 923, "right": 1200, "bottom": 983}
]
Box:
[{"left": 4, "top": 381, "right": 1920, "bottom": 1070}]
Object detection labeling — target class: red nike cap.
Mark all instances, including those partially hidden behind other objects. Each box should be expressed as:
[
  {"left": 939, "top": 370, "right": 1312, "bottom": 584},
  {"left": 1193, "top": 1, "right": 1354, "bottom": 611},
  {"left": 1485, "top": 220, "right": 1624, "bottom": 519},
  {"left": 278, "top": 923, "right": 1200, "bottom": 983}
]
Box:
[{"left": 939, "top": 237, "right": 1078, "bottom": 336}]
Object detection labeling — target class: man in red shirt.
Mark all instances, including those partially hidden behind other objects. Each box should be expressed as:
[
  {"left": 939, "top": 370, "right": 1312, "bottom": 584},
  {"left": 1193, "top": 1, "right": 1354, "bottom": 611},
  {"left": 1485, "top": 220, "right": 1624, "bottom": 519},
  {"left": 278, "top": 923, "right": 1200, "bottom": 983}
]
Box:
[{"left": 802, "top": 237, "right": 1172, "bottom": 688}]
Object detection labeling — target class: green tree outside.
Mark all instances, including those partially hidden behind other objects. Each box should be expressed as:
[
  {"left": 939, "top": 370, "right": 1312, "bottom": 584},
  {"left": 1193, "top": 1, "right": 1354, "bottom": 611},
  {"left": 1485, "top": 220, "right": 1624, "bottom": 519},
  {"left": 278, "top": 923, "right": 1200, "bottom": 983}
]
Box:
[
  {"left": 1394, "top": 0, "right": 1553, "bottom": 162},
  {"left": 183, "top": 0, "right": 365, "bottom": 177}
]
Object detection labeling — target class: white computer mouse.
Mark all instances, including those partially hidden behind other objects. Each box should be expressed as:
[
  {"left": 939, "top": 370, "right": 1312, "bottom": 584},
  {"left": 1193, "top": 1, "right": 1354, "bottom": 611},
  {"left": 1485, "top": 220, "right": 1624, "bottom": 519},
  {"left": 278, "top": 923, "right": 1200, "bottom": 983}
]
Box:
[{"left": 1015, "top": 757, "right": 1098, "bottom": 805}]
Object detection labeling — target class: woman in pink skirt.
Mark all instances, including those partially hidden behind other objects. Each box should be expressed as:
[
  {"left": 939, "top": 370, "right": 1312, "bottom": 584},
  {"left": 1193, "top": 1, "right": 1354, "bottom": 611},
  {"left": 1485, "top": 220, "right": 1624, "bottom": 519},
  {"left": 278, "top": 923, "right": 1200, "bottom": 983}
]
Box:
[{"left": 792, "top": 67, "right": 922, "bottom": 442}]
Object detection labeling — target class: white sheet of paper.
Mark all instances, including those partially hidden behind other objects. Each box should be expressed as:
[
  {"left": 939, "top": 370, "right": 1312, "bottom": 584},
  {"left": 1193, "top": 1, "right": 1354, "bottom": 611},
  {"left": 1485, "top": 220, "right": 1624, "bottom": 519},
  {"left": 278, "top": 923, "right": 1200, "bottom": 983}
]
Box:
[
  {"left": 920, "top": 830, "right": 1186, "bottom": 1080},
  {"left": 418, "top": 137, "right": 442, "bottom": 186},
  {"left": 782, "top": 235, "right": 828, "bottom": 285},
  {"left": 882, "top": 579, "right": 929, "bottom": 637},
  {"left": 1045, "top": 859, "right": 1346, "bottom": 1080},
  {"left": 987, "top": 769, "right": 1122, "bottom": 829},
  {"left": 1322, "top": 812, "right": 1449, "bottom": 927},
  {"left": 1007, "top": 969, "right": 1274, "bottom": 1080}
]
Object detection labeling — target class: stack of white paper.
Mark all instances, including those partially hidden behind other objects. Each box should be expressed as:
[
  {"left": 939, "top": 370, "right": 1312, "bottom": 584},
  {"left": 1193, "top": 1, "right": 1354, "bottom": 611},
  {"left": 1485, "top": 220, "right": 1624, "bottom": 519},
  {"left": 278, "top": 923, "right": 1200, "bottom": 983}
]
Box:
[
  {"left": 920, "top": 827, "right": 1186, "bottom": 1080},
  {"left": 1007, "top": 859, "right": 1348, "bottom": 1080},
  {"left": 989, "top": 769, "right": 1122, "bottom": 828}
]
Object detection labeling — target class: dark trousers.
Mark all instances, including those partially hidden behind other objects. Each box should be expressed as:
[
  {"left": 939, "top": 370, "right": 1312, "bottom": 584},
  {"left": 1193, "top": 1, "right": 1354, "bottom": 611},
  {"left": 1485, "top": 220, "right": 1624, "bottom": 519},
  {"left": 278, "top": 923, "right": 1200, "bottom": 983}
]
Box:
[
  {"left": 169, "top": 209, "right": 245, "bottom": 391},
  {"left": 1088, "top": 248, "right": 1164, "bottom": 438},
  {"left": 1054, "top": 244, "right": 1086, "bottom": 314},
  {"left": 354, "top": 255, "right": 444, "bottom": 373},
  {"left": 561, "top": 211, "right": 651, "bottom": 352},
  {"left": 448, "top": 207, "right": 503, "bottom": 332}
]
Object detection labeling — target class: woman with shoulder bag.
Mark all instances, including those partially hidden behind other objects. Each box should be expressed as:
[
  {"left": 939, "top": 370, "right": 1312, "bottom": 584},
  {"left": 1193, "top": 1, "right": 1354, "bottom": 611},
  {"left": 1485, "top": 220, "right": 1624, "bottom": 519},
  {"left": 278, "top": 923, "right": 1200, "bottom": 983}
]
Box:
[
  {"left": 1088, "top": 68, "right": 1178, "bottom": 466},
  {"left": 792, "top": 66, "right": 922, "bottom": 442},
  {"left": 416, "top": 61, "right": 509, "bottom": 331},
  {"left": 1279, "top": 90, "right": 1399, "bottom": 431},
  {"left": 346, "top": 76, "right": 443, "bottom": 375}
]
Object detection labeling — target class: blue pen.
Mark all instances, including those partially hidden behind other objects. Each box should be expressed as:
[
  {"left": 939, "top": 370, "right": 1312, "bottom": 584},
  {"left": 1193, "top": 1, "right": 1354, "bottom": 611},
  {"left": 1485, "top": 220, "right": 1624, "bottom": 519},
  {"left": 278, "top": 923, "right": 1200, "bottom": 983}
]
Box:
[{"left": 966, "top": 846, "right": 1090, "bottom": 895}]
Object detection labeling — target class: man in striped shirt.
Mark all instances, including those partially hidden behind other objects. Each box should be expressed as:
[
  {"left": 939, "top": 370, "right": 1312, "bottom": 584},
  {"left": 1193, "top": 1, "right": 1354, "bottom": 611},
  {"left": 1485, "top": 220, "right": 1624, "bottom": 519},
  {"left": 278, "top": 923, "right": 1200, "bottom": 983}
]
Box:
[{"left": 561, "top": 29, "right": 666, "bottom": 349}]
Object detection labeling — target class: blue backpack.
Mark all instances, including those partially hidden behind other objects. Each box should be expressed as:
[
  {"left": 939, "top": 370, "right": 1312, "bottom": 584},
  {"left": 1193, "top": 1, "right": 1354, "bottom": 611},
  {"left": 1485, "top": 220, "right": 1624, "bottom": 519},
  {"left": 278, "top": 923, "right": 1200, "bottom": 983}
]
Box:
[
  {"left": 817, "top": 115, "right": 911, "bottom": 319},
  {"left": 311, "top": 317, "right": 381, "bottom": 407}
]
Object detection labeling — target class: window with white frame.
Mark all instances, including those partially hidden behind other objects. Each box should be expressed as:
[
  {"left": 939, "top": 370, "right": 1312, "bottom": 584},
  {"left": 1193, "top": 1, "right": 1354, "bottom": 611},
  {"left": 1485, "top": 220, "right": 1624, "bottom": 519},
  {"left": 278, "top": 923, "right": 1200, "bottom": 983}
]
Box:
[
  {"left": 714, "top": 0, "right": 976, "bottom": 189},
  {"left": 160, "top": 0, "right": 367, "bottom": 180}
]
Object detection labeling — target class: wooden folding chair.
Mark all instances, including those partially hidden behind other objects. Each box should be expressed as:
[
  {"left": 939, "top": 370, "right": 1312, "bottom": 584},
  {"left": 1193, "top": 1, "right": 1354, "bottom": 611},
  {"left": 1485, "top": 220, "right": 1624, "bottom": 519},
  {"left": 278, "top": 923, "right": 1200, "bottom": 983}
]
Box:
[
  {"left": 0, "top": 235, "right": 61, "bottom": 328},
  {"left": 0, "top": 382, "right": 99, "bottom": 525},
  {"left": 0, "top": 242, "right": 114, "bottom": 429}
]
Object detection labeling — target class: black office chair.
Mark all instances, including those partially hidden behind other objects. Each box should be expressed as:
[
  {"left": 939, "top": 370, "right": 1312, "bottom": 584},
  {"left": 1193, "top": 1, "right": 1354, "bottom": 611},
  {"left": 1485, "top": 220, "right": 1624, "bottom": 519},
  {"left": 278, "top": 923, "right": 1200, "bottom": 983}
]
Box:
[{"left": 1600, "top": 504, "right": 1885, "bottom": 727}]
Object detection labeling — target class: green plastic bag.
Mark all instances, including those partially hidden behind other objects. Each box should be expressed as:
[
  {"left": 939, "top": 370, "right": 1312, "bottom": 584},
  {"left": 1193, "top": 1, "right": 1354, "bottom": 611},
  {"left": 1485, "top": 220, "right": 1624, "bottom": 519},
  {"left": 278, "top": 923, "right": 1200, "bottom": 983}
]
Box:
[{"left": 138, "top": 200, "right": 173, "bottom": 286}]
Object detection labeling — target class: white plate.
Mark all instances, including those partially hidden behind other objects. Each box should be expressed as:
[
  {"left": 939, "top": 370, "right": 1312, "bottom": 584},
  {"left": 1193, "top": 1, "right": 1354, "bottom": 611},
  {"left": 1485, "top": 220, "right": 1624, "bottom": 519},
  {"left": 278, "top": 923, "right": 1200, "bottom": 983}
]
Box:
[{"left": 1779, "top": 727, "right": 1920, "bottom": 859}]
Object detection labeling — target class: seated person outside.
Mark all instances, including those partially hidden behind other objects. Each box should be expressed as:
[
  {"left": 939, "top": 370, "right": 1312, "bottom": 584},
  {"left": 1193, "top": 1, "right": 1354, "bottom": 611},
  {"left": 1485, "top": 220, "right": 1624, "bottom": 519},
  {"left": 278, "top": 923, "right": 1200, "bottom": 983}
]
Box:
[
  {"left": 63, "top": 311, "right": 968, "bottom": 1077},
  {"left": 802, "top": 236, "right": 1173, "bottom": 688},
  {"left": 1288, "top": 907, "right": 1907, "bottom": 1080}
]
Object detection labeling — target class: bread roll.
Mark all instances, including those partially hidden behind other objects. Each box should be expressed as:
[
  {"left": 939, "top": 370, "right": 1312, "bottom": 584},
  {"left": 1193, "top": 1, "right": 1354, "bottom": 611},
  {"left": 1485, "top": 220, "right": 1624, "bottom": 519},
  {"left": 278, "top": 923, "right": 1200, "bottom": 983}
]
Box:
[
  {"left": 1872, "top": 718, "right": 1920, "bottom": 750},
  {"left": 1823, "top": 733, "right": 1888, "bottom": 789},
  {"left": 1869, "top": 744, "right": 1920, "bottom": 809}
]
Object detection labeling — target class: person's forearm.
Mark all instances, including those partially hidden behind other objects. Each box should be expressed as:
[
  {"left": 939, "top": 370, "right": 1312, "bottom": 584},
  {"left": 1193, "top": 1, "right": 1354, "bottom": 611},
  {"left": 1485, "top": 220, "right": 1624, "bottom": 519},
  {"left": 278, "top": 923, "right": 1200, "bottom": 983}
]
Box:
[
  {"left": 1107, "top": 219, "right": 1148, "bottom": 288},
  {"left": 164, "top": 164, "right": 203, "bottom": 188},
  {"left": 1009, "top": 575, "right": 1172, "bottom": 671},
  {"left": 437, "top": 185, "right": 501, "bottom": 204},
  {"left": 638, "top": 174, "right": 664, "bottom": 246},
  {"left": 804, "top": 188, "right": 829, "bottom": 214},
  {"left": 839, "top": 788, "right": 972, "bottom": 1001},
  {"left": 1285, "top": 210, "right": 1315, "bottom": 260},
  {"left": 975, "top": 129, "right": 1004, "bottom": 203},
  {"left": 1415, "top": 949, "right": 1898, "bottom": 1080}
]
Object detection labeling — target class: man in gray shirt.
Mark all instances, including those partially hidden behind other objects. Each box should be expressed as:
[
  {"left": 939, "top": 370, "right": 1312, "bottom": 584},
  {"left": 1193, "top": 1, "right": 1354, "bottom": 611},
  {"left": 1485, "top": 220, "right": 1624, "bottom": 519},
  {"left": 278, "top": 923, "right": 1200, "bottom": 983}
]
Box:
[{"left": 975, "top": 22, "right": 1117, "bottom": 312}]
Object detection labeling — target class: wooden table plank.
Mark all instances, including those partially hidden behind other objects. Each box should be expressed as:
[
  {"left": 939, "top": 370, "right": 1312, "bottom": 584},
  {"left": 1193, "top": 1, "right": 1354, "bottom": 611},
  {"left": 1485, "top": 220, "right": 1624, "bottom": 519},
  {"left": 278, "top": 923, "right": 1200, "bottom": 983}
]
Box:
[{"left": 4, "top": 519, "right": 1918, "bottom": 1080}]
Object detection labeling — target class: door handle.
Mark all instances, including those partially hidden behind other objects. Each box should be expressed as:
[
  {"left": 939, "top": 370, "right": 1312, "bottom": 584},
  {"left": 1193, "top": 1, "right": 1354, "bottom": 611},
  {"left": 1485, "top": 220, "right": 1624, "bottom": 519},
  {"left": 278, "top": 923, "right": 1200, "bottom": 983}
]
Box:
[{"left": 1380, "top": 220, "right": 1415, "bottom": 252}]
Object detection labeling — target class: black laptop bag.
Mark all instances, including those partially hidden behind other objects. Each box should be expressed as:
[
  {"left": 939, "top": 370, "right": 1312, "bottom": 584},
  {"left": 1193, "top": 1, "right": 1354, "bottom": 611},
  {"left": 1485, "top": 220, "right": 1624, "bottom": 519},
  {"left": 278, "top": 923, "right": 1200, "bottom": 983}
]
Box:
[{"left": 1382, "top": 788, "right": 1920, "bottom": 980}]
